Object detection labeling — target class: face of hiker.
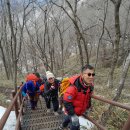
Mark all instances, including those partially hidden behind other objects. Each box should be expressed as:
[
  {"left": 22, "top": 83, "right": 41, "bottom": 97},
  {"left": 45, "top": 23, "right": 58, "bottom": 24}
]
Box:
[
  {"left": 81, "top": 68, "right": 95, "bottom": 84},
  {"left": 48, "top": 77, "right": 55, "bottom": 84}
]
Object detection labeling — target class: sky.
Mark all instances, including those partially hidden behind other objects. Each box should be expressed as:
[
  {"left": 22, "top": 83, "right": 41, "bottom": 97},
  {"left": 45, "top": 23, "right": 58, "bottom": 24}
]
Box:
[{"left": 0, "top": 105, "right": 94, "bottom": 130}]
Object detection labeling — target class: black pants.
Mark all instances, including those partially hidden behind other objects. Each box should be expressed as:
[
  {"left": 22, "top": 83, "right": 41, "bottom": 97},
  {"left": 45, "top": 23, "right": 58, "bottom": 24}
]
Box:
[
  {"left": 29, "top": 93, "right": 39, "bottom": 109},
  {"left": 45, "top": 96, "right": 59, "bottom": 112}
]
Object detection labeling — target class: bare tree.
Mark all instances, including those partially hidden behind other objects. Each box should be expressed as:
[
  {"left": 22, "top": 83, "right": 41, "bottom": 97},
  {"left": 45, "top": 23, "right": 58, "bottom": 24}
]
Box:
[
  {"left": 94, "top": 0, "right": 108, "bottom": 69},
  {"left": 30, "top": 2, "right": 52, "bottom": 71},
  {"left": 118, "top": 4, "right": 130, "bottom": 65},
  {"left": 51, "top": 0, "right": 89, "bottom": 67},
  {"left": 0, "top": 0, "right": 13, "bottom": 79},
  {"left": 6, "top": 0, "right": 33, "bottom": 91},
  {"left": 107, "top": 0, "right": 122, "bottom": 88}
]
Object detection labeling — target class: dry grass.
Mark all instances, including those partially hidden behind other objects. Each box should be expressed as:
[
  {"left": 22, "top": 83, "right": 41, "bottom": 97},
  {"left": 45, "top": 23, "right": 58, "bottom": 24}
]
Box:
[
  {"left": 0, "top": 72, "right": 25, "bottom": 88},
  {"left": 0, "top": 93, "right": 10, "bottom": 107},
  {"left": 0, "top": 72, "right": 24, "bottom": 107}
]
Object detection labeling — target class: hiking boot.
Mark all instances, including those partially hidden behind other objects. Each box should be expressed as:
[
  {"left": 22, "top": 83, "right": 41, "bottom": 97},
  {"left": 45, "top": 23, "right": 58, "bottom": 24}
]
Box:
[{"left": 54, "top": 111, "right": 59, "bottom": 116}]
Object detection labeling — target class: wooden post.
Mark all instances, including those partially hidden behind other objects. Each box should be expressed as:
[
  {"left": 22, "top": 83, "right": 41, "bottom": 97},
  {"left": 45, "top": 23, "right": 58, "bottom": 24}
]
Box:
[
  {"left": 12, "top": 90, "right": 19, "bottom": 118},
  {"left": 19, "top": 92, "right": 22, "bottom": 105}
]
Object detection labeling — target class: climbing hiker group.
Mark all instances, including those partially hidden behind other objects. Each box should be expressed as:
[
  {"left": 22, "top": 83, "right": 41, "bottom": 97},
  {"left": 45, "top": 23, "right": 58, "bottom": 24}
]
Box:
[{"left": 21, "top": 64, "right": 95, "bottom": 130}]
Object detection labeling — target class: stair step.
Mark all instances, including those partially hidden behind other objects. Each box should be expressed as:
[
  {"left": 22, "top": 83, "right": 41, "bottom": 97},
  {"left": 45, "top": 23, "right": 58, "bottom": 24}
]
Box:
[
  {"left": 21, "top": 120, "right": 62, "bottom": 130},
  {"left": 23, "top": 112, "right": 59, "bottom": 119},
  {"left": 24, "top": 109, "right": 47, "bottom": 114},
  {"left": 22, "top": 115, "right": 63, "bottom": 124},
  {"left": 21, "top": 97, "right": 63, "bottom": 130}
]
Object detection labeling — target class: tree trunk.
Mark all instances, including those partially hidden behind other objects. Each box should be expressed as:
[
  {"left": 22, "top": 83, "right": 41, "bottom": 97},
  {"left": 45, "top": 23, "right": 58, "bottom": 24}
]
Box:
[
  {"left": 6, "top": 0, "right": 18, "bottom": 91},
  {"left": 108, "top": 0, "right": 122, "bottom": 88},
  {"left": 113, "top": 52, "right": 130, "bottom": 101},
  {"left": 0, "top": 41, "right": 10, "bottom": 79}
]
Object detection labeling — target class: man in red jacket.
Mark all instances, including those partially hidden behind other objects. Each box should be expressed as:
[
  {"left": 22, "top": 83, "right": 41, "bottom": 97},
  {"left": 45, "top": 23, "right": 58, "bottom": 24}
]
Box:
[{"left": 59, "top": 64, "right": 95, "bottom": 130}]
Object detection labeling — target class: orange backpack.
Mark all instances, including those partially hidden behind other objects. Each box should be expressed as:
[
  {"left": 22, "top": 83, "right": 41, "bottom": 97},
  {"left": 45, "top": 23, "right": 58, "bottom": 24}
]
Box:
[{"left": 26, "top": 73, "right": 39, "bottom": 86}]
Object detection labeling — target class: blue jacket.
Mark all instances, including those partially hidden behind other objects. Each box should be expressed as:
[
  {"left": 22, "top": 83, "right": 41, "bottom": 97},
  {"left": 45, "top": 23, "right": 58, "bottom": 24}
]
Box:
[{"left": 22, "top": 81, "right": 40, "bottom": 97}]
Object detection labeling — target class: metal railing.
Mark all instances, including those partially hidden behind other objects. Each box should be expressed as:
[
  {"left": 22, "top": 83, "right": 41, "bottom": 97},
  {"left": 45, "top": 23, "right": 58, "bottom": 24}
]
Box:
[{"left": 82, "top": 94, "right": 130, "bottom": 130}]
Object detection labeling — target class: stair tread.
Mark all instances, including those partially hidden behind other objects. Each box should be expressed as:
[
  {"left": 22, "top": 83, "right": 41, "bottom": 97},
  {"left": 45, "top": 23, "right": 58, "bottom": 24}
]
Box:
[{"left": 21, "top": 98, "right": 63, "bottom": 130}]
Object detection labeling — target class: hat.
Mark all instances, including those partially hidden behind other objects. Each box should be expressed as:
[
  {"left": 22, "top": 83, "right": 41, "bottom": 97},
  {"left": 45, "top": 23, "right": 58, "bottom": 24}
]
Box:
[
  {"left": 46, "top": 71, "right": 55, "bottom": 80},
  {"left": 46, "top": 71, "right": 51, "bottom": 74},
  {"left": 34, "top": 72, "right": 40, "bottom": 78}
]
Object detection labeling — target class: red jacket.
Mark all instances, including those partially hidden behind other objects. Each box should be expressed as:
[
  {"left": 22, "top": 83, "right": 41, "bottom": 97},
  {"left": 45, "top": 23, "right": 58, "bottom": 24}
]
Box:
[{"left": 63, "top": 75, "right": 94, "bottom": 116}]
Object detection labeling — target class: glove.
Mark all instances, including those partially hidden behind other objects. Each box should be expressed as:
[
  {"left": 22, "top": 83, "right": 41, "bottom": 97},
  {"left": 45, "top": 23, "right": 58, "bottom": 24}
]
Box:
[
  {"left": 71, "top": 114, "right": 79, "bottom": 126},
  {"left": 22, "top": 91, "right": 27, "bottom": 97},
  {"left": 50, "top": 86, "right": 55, "bottom": 90},
  {"left": 22, "top": 92, "right": 28, "bottom": 100}
]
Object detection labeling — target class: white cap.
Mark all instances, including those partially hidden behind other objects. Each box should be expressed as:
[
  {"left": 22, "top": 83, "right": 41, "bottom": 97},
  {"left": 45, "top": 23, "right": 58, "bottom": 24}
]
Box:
[
  {"left": 46, "top": 71, "right": 51, "bottom": 74},
  {"left": 46, "top": 71, "right": 55, "bottom": 80}
]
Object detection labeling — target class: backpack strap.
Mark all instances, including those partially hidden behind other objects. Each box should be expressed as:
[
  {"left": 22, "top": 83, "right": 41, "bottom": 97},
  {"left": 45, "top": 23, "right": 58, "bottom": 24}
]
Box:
[{"left": 73, "top": 77, "right": 92, "bottom": 95}]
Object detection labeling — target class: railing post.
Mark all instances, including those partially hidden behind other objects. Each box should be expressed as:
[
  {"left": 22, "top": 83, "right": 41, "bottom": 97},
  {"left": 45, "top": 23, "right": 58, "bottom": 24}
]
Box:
[
  {"left": 19, "top": 92, "right": 22, "bottom": 105},
  {"left": 122, "top": 114, "right": 130, "bottom": 130},
  {"left": 19, "top": 92, "right": 24, "bottom": 116},
  {"left": 12, "top": 90, "right": 19, "bottom": 118}
]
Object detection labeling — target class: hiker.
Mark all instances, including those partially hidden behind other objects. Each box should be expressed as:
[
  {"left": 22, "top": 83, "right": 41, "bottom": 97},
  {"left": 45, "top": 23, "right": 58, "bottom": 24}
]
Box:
[
  {"left": 41, "top": 74, "right": 47, "bottom": 84},
  {"left": 59, "top": 64, "right": 95, "bottom": 130},
  {"left": 39, "top": 74, "right": 47, "bottom": 98},
  {"left": 44, "top": 71, "right": 61, "bottom": 115},
  {"left": 22, "top": 73, "right": 41, "bottom": 110},
  {"left": 34, "top": 72, "right": 42, "bottom": 85}
]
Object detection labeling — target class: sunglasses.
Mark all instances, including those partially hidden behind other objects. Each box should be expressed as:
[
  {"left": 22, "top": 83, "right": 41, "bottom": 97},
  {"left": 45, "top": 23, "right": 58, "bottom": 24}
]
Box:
[
  {"left": 84, "top": 73, "right": 95, "bottom": 77},
  {"left": 48, "top": 77, "right": 54, "bottom": 80}
]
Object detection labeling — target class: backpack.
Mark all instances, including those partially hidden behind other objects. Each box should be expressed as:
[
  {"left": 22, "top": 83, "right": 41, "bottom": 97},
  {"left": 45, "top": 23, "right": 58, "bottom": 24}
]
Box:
[
  {"left": 59, "top": 76, "right": 94, "bottom": 97},
  {"left": 26, "top": 73, "right": 39, "bottom": 86},
  {"left": 59, "top": 77, "right": 70, "bottom": 97}
]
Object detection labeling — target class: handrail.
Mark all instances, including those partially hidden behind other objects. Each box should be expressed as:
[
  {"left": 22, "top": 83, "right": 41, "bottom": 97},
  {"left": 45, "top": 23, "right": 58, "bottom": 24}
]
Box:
[
  {"left": 90, "top": 94, "right": 130, "bottom": 130},
  {"left": 91, "top": 95, "right": 130, "bottom": 111},
  {"left": 15, "top": 97, "right": 25, "bottom": 130},
  {"left": 83, "top": 114, "right": 107, "bottom": 130},
  {"left": 0, "top": 87, "right": 22, "bottom": 130}
]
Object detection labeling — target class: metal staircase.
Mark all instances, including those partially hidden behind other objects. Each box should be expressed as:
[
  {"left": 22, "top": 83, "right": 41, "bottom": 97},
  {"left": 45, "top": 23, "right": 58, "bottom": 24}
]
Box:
[{"left": 21, "top": 97, "right": 63, "bottom": 130}]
